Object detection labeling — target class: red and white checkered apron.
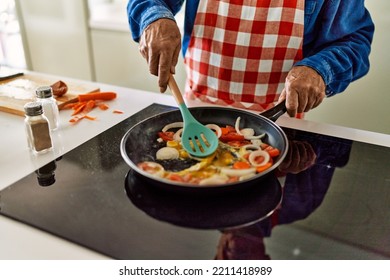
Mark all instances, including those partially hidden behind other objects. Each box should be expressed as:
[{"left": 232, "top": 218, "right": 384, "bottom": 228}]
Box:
[{"left": 184, "top": 0, "right": 304, "bottom": 111}]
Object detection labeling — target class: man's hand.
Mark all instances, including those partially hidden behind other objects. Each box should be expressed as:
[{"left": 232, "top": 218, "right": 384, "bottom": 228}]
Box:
[
  {"left": 139, "top": 19, "right": 181, "bottom": 92},
  {"left": 278, "top": 66, "right": 326, "bottom": 117}
]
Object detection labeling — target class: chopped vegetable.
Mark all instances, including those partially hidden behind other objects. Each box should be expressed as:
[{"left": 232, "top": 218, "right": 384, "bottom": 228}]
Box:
[
  {"left": 138, "top": 162, "right": 164, "bottom": 177},
  {"left": 162, "top": 122, "right": 184, "bottom": 132},
  {"left": 78, "top": 92, "right": 117, "bottom": 102},
  {"left": 51, "top": 80, "right": 68, "bottom": 97},
  {"left": 256, "top": 162, "right": 273, "bottom": 173},
  {"left": 66, "top": 91, "right": 117, "bottom": 123},
  {"left": 138, "top": 117, "right": 282, "bottom": 185},
  {"left": 248, "top": 150, "right": 270, "bottom": 167},
  {"left": 158, "top": 131, "right": 175, "bottom": 142},
  {"left": 219, "top": 132, "right": 245, "bottom": 142},
  {"left": 71, "top": 102, "right": 87, "bottom": 115},
  {"left": 98, "top": 103, "right": 109, "bottom": 110},
  {"left": 69, "top": 100, "right": 96, "bottom": 123},
  {"left": 156, "top": 147, "right": 180, "bottom": 160},
  {"left": 233, "top": 161, "right": 251, "bottom": 169},
  {"left": 235, "top": 116, "right": 266, "bottom": 140},
  {"left": 205, "top": 124, "right": 222, "bottom": 138}
]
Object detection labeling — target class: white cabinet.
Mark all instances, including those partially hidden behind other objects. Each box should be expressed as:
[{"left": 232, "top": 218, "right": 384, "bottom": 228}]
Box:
[
  {"left": 90, "top": 28, "right": 186, "bottom": 94},
  {"left": 15, "top": 0, "right": 95, "bottom": 80},
  {"left": 88, "top": 0, "right": 186, "bottom": 93}
]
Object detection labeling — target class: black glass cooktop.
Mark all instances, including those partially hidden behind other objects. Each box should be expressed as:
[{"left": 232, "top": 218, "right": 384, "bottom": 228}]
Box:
[{"left": 1, "top": 104, "right": 389, "bottom": 260}]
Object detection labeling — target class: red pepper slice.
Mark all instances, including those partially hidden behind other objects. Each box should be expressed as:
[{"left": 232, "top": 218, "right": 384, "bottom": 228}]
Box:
[
  {"left": 219, "top": 132, "right": 245, "bottom": 142},
  {"left": 158, "top": 131, "right": 175, "bottom": 141}
]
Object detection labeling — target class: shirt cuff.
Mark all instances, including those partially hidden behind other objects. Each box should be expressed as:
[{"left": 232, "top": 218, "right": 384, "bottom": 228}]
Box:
[
  {"left": 294, "top": 56, "right": 335, "bottom": 97},
  {"left": 140, "top": 6, "right": 176, "bottom": 36}
]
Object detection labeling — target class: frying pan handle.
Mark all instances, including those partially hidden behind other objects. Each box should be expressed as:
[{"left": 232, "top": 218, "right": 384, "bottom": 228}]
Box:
[{"left": 260, "top": 101, "right": 287, "bottom": 122}]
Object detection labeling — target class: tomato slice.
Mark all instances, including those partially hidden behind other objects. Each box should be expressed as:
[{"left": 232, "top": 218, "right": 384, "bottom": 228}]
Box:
[
  {"left": 158, "top": 131, "right": 174, "bottom": 141},
  {"left": 166, "top": 173, "right": 184, "bottom": 182},
  {"left": 219, "top": 132, "right": 245, "bottom": 142},
  {"left": 227, "top": 140, "right": 251, "bottom": 147}
]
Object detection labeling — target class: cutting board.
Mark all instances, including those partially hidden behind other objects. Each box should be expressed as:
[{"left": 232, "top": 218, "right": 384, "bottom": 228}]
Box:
[{"left": 0, "top": 73, "right": 100, "bottom": 116}]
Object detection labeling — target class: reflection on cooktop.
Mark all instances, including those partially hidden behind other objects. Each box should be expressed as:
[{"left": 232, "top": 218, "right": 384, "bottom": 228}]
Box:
[
  {"left": 125, "top": 169, "right": 282, "bottom": 230},
  {"left": 1, "top": 103, "right": 389, "bottom": 260}
]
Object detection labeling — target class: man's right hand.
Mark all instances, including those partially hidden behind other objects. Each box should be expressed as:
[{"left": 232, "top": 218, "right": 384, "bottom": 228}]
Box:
[{"left": 139, "top": 18, "right": 182, "bottom": 93}]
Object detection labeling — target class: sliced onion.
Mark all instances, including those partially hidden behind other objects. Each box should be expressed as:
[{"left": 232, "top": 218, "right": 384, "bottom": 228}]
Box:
[
  {"left": 173, "top": 128, "right": 183, "bottom": 141},
  {"left": 156, "top": 147, "right": 179, "bottom": 160},
  {"left": 251, "top": 139, "right": 264, "bottom": 147},
  {"left": 220, "top": 167, "right": 256, "bottom": 177},
  {"left": 239, "top": 144, "right": 260, "bottom": 156},
  {"left": 239, "top": 172, "right": 257, "bottom": 181},
  {"left": 234, "top": 117, "right": 266, "bottom": 140},
  {"left": 248, "top": 150, "right": 270, "bottom": 167},
  {"left": 243, "top": 132, "right": 266, "bottom": 140},
  {"left": 162, "top": 122, "right": 183, "bottom": 132},
  {"left": 206, "top": 124, "right": 222, "bottom": 138},
  {"left": 199, "top": 174, "right": 229, "bottom": 186},
  {"left": 240, "top": 128, "right": 255, "bottom": 137},
  {"left": 137, "top": 161, "right": 165, "bottom": 177},
  {"left": 235, "top": 117, "right": 242, "bottom": 135}
]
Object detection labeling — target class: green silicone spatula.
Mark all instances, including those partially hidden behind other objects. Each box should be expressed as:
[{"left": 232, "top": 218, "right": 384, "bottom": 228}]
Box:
[{"left": 168, "top": 75, "right": 218, "bottom": 157}]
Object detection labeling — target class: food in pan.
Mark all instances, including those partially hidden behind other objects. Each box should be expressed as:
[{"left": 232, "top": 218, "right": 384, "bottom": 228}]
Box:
[{"left": 137, "top": 117, "right": 280, "bottom": 185}]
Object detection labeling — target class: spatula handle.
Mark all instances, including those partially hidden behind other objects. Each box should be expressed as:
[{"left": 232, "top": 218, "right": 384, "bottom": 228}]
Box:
[{"left": 168, "top": 75, "right": 185, "bottom": 106}]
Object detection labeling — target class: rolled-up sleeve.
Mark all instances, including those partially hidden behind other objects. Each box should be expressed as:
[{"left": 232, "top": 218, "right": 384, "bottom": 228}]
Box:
[
  {"left": 127, "top": 0, "right": 184, "bottom": 42},
  {"left": 297, "top": 0, "right": 375, "bottom": 96}
]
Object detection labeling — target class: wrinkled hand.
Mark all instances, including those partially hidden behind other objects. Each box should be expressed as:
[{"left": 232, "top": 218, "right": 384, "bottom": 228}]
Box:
[
  {"left": 278, "top": 66, "right": 326, "bottom": 117},
  {"left": 139, "top": 19, "right": 181, "bottom": 93}
]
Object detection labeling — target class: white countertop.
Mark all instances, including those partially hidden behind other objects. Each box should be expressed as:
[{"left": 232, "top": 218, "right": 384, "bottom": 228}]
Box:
[{"left": 1, "top": 72, "right": 389, "bottom": 259}]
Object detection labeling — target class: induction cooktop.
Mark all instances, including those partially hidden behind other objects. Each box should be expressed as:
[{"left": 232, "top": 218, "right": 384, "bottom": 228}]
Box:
[{"left": 1, "top": 104, "right": 389, "bottom": 260}]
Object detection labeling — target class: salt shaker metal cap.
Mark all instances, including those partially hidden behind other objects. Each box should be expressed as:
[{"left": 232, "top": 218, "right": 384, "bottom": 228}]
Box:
[
  {"left": 36, "top": 86, "right": 53, "bottom": 98},
  {"left": 24, "top": 101, "right": 43, "bottom": 116}
]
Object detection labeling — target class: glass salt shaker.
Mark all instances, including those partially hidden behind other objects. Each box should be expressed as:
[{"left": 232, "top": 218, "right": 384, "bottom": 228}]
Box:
[
  {"left": 36, "top": 86, "right": 60, "bottom": 130},
  {"left": 24, "top": 102, "right": 53, "bottom": 154}
]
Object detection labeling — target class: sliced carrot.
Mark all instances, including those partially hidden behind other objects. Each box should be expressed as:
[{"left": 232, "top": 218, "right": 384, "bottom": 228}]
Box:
[
  {"left": 263, "top": 145, "right": 280, "bottom": 157},
  {"left": 69, "top": 100, "right": 96, "bottom": 123},
  {"left": 167, "top": 173, "right": 184, "bottom": 182},
  {"left": 71, "top": 103, "right": 86, "bottom": 116},
  {"left": 68, "top": 94, "right": 115, "bottom": 123},
  {"left": 63, "top": 103, "right": 78, "bottom": 109},
  {"left": 84, "top": 100, "right": 96, "bottom": 112},
  {"left": 98, "top": 103, "right": 109, "bottom": 110},
  {"left": 69, "top": 115, "right": 85, "bottom": 123},
  {"left": 84, "top": 115, "right": 97, "bottom": 120},
  {"left": 266, "top": 148, "right": 280, "bottom": 157},
  {"left": 78, "top": 92, "right": 117, "bottom": 102},
  {"left": 227, "top": 176, "right": 239, "bottom": 183},
  {"left": 233, "top": 161, "right": 251, "bottom": 169},
  {"left": 256, "top": 162, "right": 272, "bottom": 173},
  {"left": 113, "top": 109, "right": 124, "bottom": 114}
]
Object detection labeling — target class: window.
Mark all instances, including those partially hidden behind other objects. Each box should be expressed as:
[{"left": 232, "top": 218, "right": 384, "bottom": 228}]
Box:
[{"left": 0, "top": 0, "right": 26, "bottom": 68}]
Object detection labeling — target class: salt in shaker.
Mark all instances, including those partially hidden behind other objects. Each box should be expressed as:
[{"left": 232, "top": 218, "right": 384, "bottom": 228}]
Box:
[{"left": 36, "top": 86, "right": 60, "bottom": 130}]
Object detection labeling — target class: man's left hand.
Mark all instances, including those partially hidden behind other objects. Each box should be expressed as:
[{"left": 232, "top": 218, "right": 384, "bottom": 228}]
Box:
[{"left": 279, "top": 66, "right": 326, "bottom": 117}]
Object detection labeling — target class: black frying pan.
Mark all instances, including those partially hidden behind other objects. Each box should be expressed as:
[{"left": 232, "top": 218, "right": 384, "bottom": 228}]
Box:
[
  {"left": 125, "top": 168, "right": 282, "bottom": 229},
  {"left": 120, "top": 102, "right": 288, "bottom": 194}
]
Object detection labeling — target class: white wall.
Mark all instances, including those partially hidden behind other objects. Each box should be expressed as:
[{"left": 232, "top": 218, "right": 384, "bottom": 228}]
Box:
[
  {"left": 305, "top": 1, "right": 390, "bottom": 135},
  {"left": 15, "top": 0, "right": 95, "bottom": 80}
]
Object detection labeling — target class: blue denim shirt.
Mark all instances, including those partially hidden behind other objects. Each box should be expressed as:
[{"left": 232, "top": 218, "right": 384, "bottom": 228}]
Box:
[{"left": 127, "top": 0, "right": 374, "bottom": 96}]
